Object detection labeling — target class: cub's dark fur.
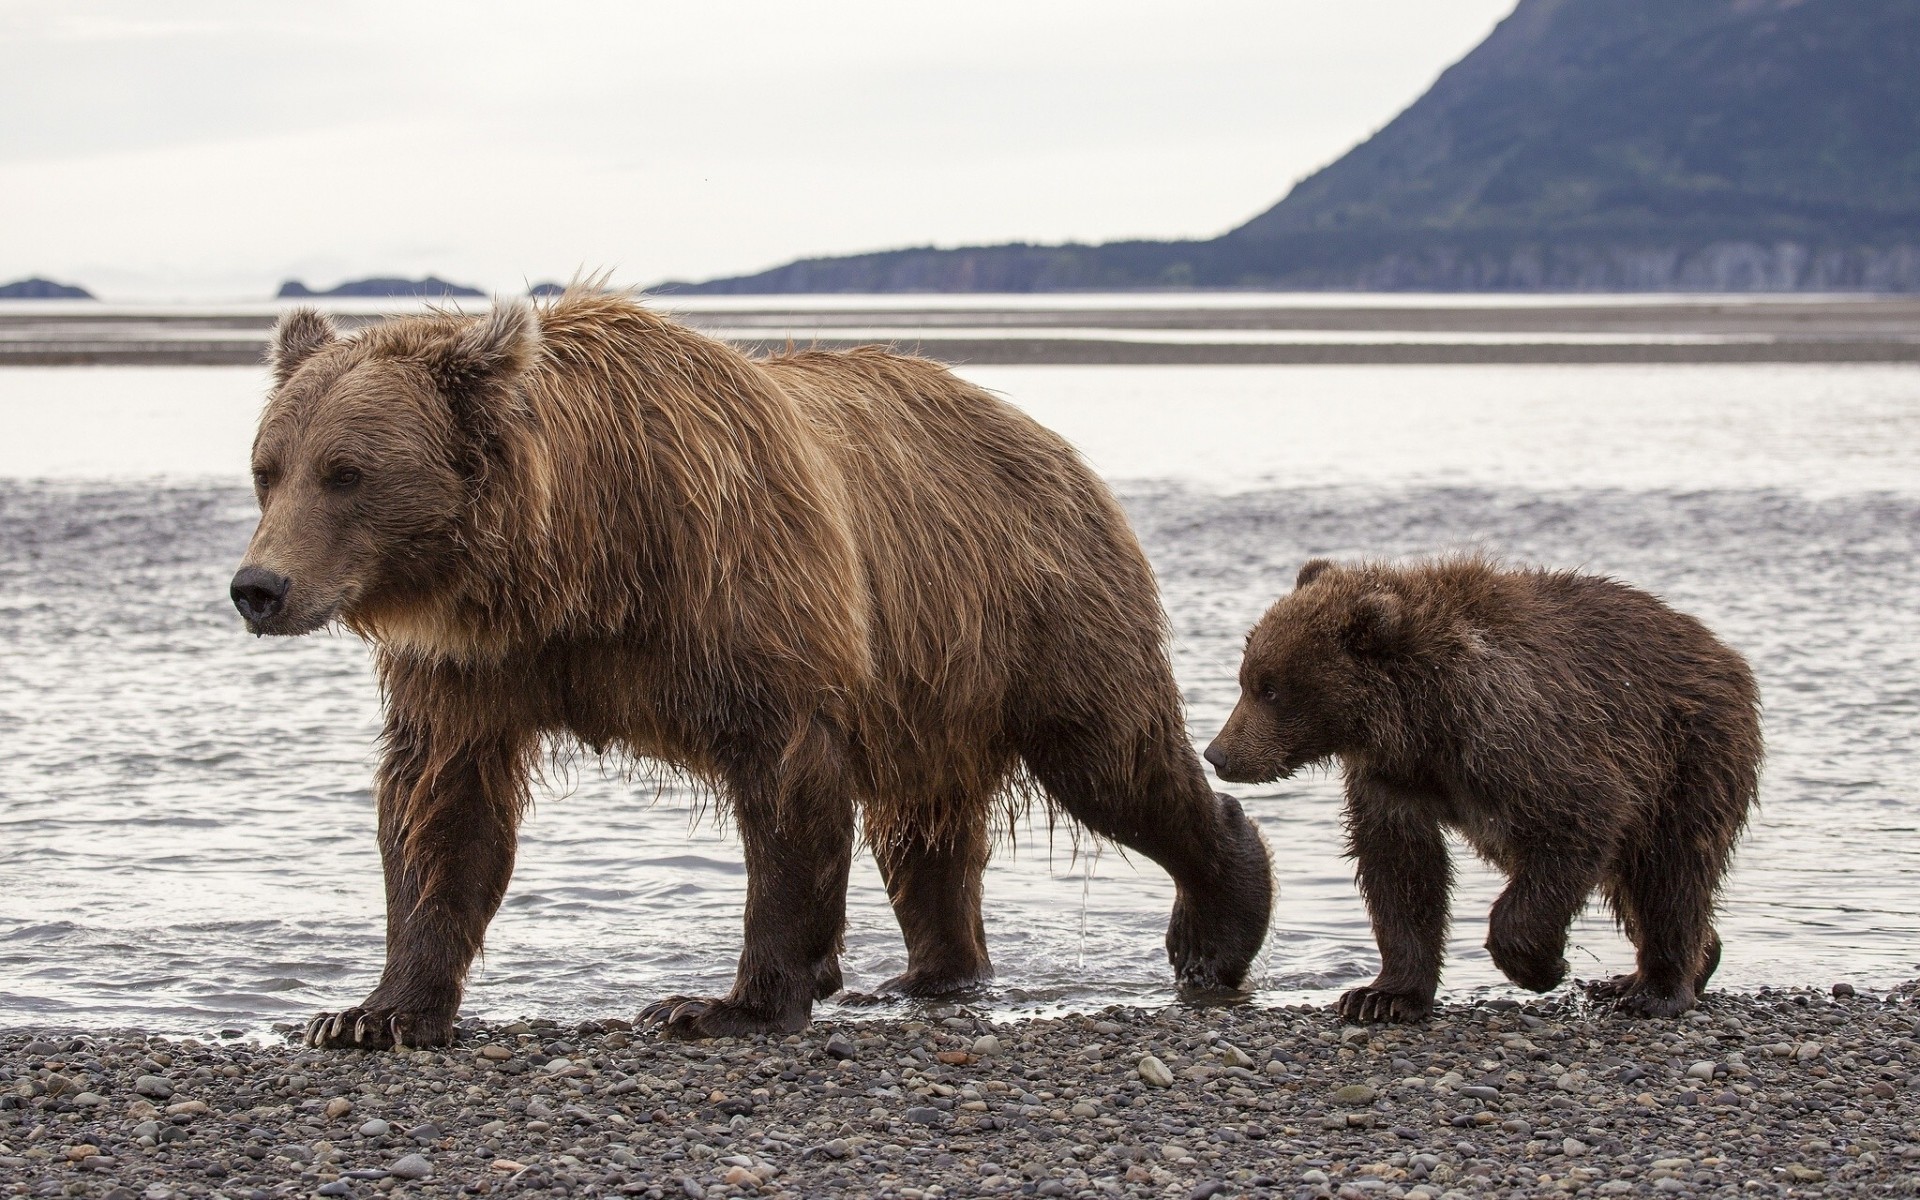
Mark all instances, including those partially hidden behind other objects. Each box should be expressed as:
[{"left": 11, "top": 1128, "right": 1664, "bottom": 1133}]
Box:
[{"left": 1208, "top": 556, "right": 1761, "bottom": 1021}]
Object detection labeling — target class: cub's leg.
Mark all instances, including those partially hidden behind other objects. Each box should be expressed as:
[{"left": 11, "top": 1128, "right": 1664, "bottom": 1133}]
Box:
[
  {"left": 1020, "top": 716, "right": 1273, "bottom": 995},
  {"left": 1484, "top": 836, "right": 1605, "bottom": 997},
  {"left": 642, "top": 720, "right": 857, "bottom": 1038},
  {"left": 1591, "top": 744, "right": 1745, "bottom": 1016},
  {"left": 307, "top": 717, "right": 531, "bottom": 1050},
  {"left": 870, "top": 809, "right": 994, "bottom": 997},
  {"left": 1339, "top": 779, "right": 1452, "bottom": 1023},
  {"left": 1592, "top": 850, "right": 1722, "bottom": 1017}
]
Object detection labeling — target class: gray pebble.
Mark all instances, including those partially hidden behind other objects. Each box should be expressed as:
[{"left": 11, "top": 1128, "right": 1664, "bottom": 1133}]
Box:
[
  {"left": 132, "top": 1075, "right": 173, "bottom": 1099},
  {"left": 388, "top": 1153, "right": 432, "bottom": 1180},
  {"left": 357, "top": 1118, "right": 391, "bottom": 1137}
]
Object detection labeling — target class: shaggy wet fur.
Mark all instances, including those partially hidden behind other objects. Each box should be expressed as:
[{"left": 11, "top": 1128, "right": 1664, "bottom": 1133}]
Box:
[
  {"left": 235, "top": 292, "right": 1273, "bottom": 1047},
  {"left": 1206, "top": 557, "right": 1761, "bottom": 1022}
]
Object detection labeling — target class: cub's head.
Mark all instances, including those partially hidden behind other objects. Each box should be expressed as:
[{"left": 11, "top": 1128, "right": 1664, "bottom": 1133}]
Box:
[
  {"left": 1205, "top": 558, "right": 1412, "bottom": 784},
  {"left": 230, "top": 302, "right": 542, "bottom": 638}
]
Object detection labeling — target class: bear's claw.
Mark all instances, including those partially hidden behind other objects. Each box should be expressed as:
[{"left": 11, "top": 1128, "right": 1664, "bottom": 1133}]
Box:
[
  {"left": 1586, "top": 973, "right": 1698, "bottom": 1017},
  {"left": 305, "top": 1006, "right": 453, "bottom": 1050},
  {"left": 639, "top": 995, "right": 806, "bottom": 1039},
  {"left": 1335, "top": 984, "right": 1433, "bottom": 1024}
]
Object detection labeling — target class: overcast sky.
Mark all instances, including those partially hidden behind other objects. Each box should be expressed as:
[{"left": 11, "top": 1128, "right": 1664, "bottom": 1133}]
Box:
[{"left": 1, "top": 1, "right": 1515, "bottom": 299}]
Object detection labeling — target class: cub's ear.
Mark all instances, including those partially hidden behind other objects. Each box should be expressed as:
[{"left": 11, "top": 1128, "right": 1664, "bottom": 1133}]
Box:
[
  {"left": 1295, "top": 558, "right": 1336, "bottom": 589},
  {"left": 1344, "top": 590, "right": 1406, "bottom": 657},
  {"left": 267, "top": 307, "right": 339, "bottom": 386},
  {"left": 430, "top": 299, "right": 543, "bottom": 402}
]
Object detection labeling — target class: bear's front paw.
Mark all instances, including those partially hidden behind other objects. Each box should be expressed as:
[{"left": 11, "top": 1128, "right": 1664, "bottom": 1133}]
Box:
[
  {"left": 1335, "top": 984, "right": 1433, "bottom": 1023},
  {"left": 1587, "top": 973, "right": 1697, "bottom": 1017},
  {"left": 306, "top": 1006, "right": 454, "bottom": 1050},
  {"left": 638, "top": 995, "right": 807, "bottom": 1039}
]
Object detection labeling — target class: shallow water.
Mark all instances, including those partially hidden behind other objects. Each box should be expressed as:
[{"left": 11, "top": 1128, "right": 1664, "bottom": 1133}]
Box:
[{"left": 1, "top": 362, "right": 1917, "bottom": 1035}]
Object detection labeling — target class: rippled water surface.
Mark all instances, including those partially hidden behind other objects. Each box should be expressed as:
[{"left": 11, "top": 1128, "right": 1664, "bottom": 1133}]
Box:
[{"left": 2, "top": 362, "right": 1918, "bottom": 1034}]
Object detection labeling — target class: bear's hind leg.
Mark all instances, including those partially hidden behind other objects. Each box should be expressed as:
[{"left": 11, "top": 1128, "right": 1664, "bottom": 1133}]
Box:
[
  {"left": 1594, "top": 857, "right": 1719, "bottom": 1017},
  {"left": 869, "top": 811, "right": 994, "bottom": 997},
  {"left": 1020, "top": 719, "right": 1273, "bottom": 995},
  {"left": 1484, "top": 846, "right": 1603, "bottom": 997}
]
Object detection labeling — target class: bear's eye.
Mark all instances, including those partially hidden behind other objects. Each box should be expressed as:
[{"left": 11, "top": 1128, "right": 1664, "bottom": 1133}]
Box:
[
  {"left": 251, "top": 468, "right": 274, "bottom": 491},
  {"left": 1258, "top": 682, "right": 1279, "bottom": 704},
  {"left": 325, "top": 466, "right": 363, "bottom": 490}
]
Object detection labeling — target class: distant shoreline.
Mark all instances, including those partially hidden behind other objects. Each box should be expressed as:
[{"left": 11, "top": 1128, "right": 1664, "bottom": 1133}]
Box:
[{"left": 3, "top": 296, "right": 1917, "bottom": 367}]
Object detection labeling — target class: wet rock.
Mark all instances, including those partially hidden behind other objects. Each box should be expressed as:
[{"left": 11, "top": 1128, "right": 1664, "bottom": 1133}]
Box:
[
  {"left": 825, "top": 1032, "right": 858, "bottom": 1060},
  {"left": 132, "top": 1075, "right": 173, "bottom": 1099},
  {"left": 1138, "top": 1055, "right": 1174, "bottom": 1087}
]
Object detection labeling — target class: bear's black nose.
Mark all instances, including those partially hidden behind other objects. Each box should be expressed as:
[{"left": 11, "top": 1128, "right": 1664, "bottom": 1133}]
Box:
[
  {"left": 231, "top": 567, "right": 291, "bottom": 623},
  {"left": 1203, "top": 742, "right": 1230, "bottom": 774}
]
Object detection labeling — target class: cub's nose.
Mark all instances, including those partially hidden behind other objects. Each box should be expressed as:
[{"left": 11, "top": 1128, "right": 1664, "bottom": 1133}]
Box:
[
  {"left": 230, "top": 567, "right": 291, "bottom": 624},
  {"left": 1203, "top": 742, "right": 1231, "bottom": 774}
]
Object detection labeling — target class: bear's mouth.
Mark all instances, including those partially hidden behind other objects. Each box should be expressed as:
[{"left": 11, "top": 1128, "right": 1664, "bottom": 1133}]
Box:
[{"left": 244, "top": 603, "right": 338, "bottom": 638}]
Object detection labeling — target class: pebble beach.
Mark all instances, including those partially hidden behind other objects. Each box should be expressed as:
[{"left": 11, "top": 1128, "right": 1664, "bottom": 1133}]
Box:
[{"left": 6, "top": 985, "right": 1920, "bottom": 1199}]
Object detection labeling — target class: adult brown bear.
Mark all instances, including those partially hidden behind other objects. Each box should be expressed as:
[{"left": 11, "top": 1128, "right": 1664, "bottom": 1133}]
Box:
[
  {"left": 1206, "top": 557, "right": 1760, "bottom": 1022},
  {"left": 232, "top": 292, "right": 1272, "bottom": 1047}
]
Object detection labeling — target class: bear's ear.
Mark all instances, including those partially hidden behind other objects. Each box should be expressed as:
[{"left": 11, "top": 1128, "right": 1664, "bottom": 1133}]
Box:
[
  {"left": 430, "top": 300, "right": 543, "bottom": 403},
  {"left": 267, "top": 307, "right": 339, "bottom": 387},
  {"left": 1296, "top": 558, "right": 1336, "bottom": 589},
  {"left": 1344, "top": 591, "right": 1406, "bottom": 657},
  {"left": 429, "top": 300, "right": 543, "bottom": 444}
]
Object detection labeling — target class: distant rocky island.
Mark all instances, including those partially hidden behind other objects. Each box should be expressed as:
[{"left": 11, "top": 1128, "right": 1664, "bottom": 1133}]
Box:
[
  {"left": 277, "top": 276, "right": 485, "bottom": 299},
  {"left": 659, "top": 0, "right": 1920, "bottom": 293},
  {"left": 0, "top": 277, "right": 93, "bottom": 300}
]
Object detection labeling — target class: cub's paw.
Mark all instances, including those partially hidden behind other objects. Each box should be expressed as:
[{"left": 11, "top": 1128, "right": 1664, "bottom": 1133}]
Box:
[
  {"left": 1335, "top": 985, "right": 1433, "bottom": 1024},
  {"left": 638, "top": 995, "right": 806, "bottom": 1040},
  {"left": 1587, "top": 974, "right": 1697, "bottom": 1018},
  {"left": 1585, "top": 972, "right": 1638, "bottom": 1001},
  {"left": 306, "top": 1006, "right": 453, "bottom": 1050},
  {"left": 1487, "top": 941, "right": 1569, "bottom": 993}
]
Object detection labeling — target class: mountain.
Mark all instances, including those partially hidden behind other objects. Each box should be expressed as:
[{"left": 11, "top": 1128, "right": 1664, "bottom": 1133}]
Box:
[
  {"left": 0, "top": 277, "right": 94, "bottom": 300},
  {"left": 277, "top": 276, "right": 485, "bottom": 299},
  {"left": 660, "top": 0, "right": 1920, "bottom": 293}
]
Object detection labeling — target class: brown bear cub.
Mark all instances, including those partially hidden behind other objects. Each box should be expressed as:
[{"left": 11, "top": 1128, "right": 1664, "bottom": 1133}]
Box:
[
  {"left": 232, "top": 292, "right": 1272, "bottom": 1048},
  {"left": 1206, "top": 556, "right": 1760, "bottom": 1021}
]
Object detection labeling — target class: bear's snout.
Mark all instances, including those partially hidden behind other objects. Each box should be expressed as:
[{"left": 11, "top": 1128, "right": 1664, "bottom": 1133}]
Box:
[
  {"left": 230, "top": 566, "right": 292, "bottom": 628},
  {"left": 1205, "top": 739, "right": 1271, "bottom": 783}
]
